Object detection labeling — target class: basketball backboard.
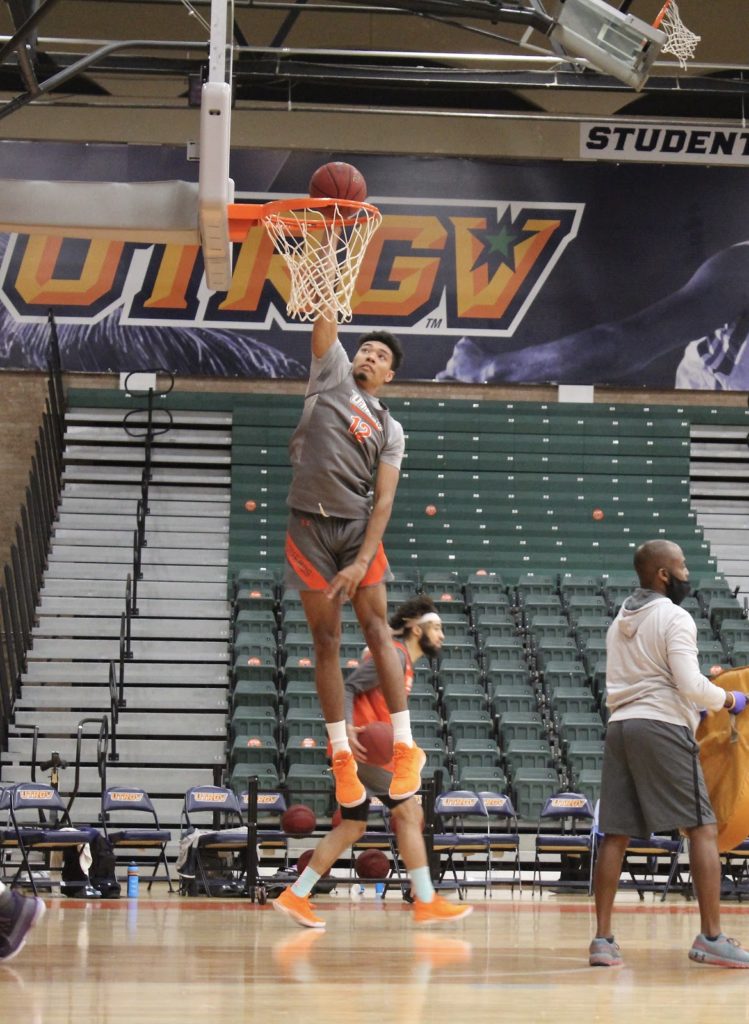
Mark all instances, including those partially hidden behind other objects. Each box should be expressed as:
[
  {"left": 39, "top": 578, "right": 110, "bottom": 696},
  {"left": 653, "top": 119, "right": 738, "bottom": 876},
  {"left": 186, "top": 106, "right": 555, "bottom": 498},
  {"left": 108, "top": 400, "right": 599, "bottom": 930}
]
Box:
[{"left": 549, "top": 0, "right": 666, "bottom": 90}]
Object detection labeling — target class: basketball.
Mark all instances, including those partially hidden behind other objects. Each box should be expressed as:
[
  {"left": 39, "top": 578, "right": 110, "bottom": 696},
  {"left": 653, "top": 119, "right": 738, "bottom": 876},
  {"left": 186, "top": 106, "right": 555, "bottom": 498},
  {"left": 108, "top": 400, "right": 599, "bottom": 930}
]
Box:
[
  {"left": 355, "top": 849, "right": 390, "bottom": 880},
  {"left": 359, "top": 721, "right": 394, "bottom": 766},
  {"left": 281, "top": 804, "right": 317, "bottom": 837},
  {"left": 309, "top": 161, "right": 367, "bottom": 202},
  {"left": 331, "top": 806, "right": 343, "bottom": 828}
]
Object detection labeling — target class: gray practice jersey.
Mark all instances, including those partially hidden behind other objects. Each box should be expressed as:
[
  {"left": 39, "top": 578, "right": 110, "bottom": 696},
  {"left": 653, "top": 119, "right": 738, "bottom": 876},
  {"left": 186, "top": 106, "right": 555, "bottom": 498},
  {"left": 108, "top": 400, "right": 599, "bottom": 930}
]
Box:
[{"left": 287, "top": 341, "right": 405, "bottom": 520}]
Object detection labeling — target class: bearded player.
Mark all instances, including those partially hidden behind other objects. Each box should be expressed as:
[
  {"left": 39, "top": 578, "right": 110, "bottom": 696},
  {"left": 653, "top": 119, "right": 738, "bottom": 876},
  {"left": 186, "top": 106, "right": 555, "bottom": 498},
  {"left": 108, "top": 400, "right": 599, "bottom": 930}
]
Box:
[{"left": 274, "top": 595, "right": 473, "bottom": 928}]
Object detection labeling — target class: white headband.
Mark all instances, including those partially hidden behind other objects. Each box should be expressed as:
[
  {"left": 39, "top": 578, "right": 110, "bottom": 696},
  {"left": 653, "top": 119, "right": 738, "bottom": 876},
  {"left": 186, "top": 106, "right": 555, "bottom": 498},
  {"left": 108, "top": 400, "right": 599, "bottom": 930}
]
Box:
[{"left": 392, "top": 611, "right": 442, "bottom": 636}]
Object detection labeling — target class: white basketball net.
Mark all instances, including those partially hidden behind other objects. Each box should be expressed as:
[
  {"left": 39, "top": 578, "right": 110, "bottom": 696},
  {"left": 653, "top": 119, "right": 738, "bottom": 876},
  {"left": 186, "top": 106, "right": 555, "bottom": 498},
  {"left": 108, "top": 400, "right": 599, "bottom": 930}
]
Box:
[
  {"left": 658, "top": 0, "right": 701, "bottom": 69},
  {"left": 261, "top": 201, "right": 383, "bottom": 323}
]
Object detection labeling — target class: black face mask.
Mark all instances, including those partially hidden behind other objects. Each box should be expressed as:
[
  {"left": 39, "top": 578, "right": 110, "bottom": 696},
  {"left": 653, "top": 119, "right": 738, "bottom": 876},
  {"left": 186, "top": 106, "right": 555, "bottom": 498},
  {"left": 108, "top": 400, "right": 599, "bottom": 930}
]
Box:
[{"left": 665, "top": 573, "right": 691, "bottom": 606}]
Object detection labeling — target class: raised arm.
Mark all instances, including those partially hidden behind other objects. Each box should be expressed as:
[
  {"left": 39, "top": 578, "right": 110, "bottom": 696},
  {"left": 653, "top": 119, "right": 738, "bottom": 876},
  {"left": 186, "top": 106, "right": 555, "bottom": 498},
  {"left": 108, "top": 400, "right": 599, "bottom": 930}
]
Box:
[
  {"left": 311, "top": 314, "right": 338, "bottom": 360},
  {"left": 440, "top": 242, "right": 749, "bottom": 384}
]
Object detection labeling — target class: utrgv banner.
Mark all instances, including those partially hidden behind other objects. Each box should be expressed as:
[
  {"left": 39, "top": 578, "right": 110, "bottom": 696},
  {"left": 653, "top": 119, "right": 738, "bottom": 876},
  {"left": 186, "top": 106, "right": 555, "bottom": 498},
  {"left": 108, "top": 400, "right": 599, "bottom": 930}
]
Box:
[{"left": 0, "top": 142, "right": 748, "bottom": 389}]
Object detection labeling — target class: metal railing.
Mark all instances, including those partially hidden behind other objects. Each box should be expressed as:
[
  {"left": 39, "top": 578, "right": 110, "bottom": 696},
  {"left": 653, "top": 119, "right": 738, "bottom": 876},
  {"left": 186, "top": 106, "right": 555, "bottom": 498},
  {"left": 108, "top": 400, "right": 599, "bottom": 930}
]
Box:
[
  {"left": 0, "top": 310, "right": 65, "bottom": 748},
  {"left": 114, "top": 370, "right": 174, "bottom": 706}
]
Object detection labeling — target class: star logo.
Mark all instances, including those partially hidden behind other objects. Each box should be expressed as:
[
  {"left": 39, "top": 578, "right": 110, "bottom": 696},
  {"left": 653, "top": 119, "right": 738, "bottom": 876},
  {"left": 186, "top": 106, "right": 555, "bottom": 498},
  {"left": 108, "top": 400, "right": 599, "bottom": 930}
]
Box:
[{"left": 468, "top": 212, "right": 539, "bottom": 277}]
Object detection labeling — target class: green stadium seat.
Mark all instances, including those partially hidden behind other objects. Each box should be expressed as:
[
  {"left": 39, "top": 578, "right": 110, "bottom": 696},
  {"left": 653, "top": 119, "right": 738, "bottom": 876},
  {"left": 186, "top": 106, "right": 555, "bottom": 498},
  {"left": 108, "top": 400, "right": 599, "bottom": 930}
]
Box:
[
  {"left": 503, "top": 738, "right": 555, "bottom": 773},
  {"left": 491, "top": 689, "right": 537, "bottom": 717},
  {"left": 452, "top": 738, "right": 501, "bottom": 773},
  {"left": 285, "top": 764, "right": 333, "bottom": 818},
  {"left": 497, "top": 711, "right": 546, "bottom": 745},
  {"left": 447, "top": 709, "right": 494, "bottom": 742},
  {"left": 458, "top": 766, "right": 508, "bottom": 794},
  {"left": 512, "top": 768, "right": 560, "bottom": 821},
  {"left": 284, "top": 708, "right": 327, "bottom": 744},
  {"left": 230, "top": 734, "right": 279, "bottom": 767},
  {"left": 232, "top": 678, "right": 279, "bottom": 711},
  {"left": 229, "top": 761, "right": 281, "bottom": 795},
  {"left": 720, "top": 619, "right": 749, "bottom": 655},
  {"left": 285, "top": 736, "right": 329, "bottom": 770},
  {"left": 707, "top": 596, "right": 744, "bottom": 632},
  {"left": 231, "top": 705, "right": 278, "bottom": 742}
]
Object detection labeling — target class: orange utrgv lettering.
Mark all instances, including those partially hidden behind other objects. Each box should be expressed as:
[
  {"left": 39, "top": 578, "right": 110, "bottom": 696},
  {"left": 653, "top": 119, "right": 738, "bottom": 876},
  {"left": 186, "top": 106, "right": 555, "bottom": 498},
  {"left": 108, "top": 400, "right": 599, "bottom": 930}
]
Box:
[
  {"left": 14, "top": 236, "right": 125, "bottom": 306},
  {"left": 219, "top": 222, "right": 290, "bottom": 312},
  {"left": 451, "top": 215, "right": 562, "bottom": 319},
  {"left": 143, "top": 244, "right": 200, "bottom": 309},
  {"left": 352, "top": 214, "right": 447, "bottom": 317}
]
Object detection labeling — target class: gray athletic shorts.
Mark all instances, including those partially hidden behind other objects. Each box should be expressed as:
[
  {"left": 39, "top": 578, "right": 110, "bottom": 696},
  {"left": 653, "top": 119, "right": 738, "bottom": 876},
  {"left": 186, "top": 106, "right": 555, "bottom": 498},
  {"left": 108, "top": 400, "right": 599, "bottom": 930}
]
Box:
[
  {"left": 599, "top": 718, "right": 716, "bottom": 838},
  {"left": 284, "top": 508, "right": 393, "bottom": 591}
]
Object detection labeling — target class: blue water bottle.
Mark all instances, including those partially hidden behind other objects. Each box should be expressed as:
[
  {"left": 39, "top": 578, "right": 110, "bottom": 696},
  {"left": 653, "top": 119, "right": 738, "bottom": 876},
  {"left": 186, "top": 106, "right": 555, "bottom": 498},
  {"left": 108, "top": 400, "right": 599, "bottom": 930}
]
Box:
[{"left": 127, "top": 862, "right": 139, "bottom": 898}]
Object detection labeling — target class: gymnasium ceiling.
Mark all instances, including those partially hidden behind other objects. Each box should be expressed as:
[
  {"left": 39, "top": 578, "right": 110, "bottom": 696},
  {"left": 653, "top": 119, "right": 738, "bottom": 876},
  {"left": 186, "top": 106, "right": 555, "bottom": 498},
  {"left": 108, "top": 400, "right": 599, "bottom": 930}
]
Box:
[{"left": 0, "top": 0, "right": 747, "bottom": 127}]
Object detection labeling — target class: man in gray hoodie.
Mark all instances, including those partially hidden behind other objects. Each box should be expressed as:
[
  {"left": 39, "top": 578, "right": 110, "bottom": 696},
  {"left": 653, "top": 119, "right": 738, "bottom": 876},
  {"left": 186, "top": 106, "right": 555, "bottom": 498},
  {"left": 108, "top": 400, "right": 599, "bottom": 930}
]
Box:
[{"left": 589, "top": 539, "right": 749, "bottom": 969}]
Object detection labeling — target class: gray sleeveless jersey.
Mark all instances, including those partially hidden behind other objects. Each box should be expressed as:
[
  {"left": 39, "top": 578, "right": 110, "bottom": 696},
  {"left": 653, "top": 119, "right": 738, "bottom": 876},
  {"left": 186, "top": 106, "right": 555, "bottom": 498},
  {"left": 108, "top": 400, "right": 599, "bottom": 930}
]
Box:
[{"left": 287, "top": 341, "right": 405, "bottom": 520}]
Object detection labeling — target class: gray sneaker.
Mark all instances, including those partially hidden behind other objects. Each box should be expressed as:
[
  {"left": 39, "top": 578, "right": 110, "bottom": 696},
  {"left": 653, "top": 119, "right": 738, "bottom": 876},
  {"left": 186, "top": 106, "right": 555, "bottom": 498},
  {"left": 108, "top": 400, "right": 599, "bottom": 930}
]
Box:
[
  {"left": 0, "top": 891, "right": 46, "bottom": 963},
  {"left": 689, "top": 934, "right": 749, "bottom": 968},
  {"left": 589, "top": 936, "right": 623, "bottom": 967}
]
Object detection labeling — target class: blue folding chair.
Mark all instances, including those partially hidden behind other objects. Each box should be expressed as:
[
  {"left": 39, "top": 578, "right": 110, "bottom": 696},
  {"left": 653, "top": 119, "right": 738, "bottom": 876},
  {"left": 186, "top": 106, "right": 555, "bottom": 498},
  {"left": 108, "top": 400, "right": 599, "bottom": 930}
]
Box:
[
  {"left": 533, "top": 791, "right": 596, "bottom": 894},
  {"left": 433, "top": 790, "right": 491, "bottom": 897},
  {"left": 8, "top": 782, "right": 100, "bottom": 895},
  {"left": 478, "top": 791, "right": 522, "bottom": 894},
  {"left": 180, "top": 785, "right": 249, "bottom": 897},
  {"left": 101, "top": 786, "right": 174, "bottom": 892}
]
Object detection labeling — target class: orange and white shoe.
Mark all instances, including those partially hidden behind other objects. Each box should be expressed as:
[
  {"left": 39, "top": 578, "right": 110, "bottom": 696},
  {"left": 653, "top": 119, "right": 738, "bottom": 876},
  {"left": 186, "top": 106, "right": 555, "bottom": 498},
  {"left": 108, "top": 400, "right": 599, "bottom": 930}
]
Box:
[
  {"left": 331, "top": 750, "right": 367, "bottom": 808},
  {"left": 273, "top": 886, "right": 326, "bottom": 929},
  {"left": 412, "top": 895, "right": 473, "bottom": 925},
  {"left": 389, "top": 742, "right": 426, "bottom": 800}
]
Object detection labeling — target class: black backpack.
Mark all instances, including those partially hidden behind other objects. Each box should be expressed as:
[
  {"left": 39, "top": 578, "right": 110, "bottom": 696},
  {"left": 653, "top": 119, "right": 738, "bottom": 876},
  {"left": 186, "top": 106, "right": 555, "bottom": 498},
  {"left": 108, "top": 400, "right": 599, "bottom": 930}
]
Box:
[{"left": 61, "top": 831, "right": 121, "bottom": 899}]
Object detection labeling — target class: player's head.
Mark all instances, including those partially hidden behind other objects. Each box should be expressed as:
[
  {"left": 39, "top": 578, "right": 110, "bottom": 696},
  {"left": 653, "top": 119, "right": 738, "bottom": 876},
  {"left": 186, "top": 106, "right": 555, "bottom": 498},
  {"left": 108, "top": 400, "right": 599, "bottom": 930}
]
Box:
[
  {"left": 352, "top": 330, "right": 403, "bottom": 390},
  {"left": 389, "top": 594, "right": 443, "bottom": 658},
  {"left": 634, "top": 539, "right": 691, "bottom": 605}
]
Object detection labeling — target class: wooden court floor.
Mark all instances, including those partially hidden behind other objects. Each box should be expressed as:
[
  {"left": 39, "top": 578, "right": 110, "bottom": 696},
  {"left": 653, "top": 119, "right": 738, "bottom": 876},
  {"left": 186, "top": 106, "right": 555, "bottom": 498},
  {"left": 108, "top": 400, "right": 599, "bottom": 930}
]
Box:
[{"left": 3, "top": 889, "right": 749, "bottom": 1024}]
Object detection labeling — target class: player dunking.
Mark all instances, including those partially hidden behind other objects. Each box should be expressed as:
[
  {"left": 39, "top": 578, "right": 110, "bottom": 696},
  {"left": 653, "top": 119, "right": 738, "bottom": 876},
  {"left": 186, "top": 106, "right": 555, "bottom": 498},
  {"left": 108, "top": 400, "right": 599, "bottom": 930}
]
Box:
[
  {"left": 285, "top": 313, "right": 425, "bottom": 810},
  {"left": 274, "top": 595, "right": 473, "bottom": 927}
]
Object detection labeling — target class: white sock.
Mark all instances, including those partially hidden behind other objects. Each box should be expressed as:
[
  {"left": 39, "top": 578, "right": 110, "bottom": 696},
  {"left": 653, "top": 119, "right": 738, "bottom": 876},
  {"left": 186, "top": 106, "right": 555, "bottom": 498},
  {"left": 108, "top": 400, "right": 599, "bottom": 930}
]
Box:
[
  {"left": 326, "top": 719, "right": 351, "bottom": 755},
  {"left": 292, "top": 866, "right": 322, "bottom": 899},
  {"left": 410, "top": 866, "right": 435, "bottom": 903},
  {"left": 390, "top": 710, "right": 414, "bottom": 746}
]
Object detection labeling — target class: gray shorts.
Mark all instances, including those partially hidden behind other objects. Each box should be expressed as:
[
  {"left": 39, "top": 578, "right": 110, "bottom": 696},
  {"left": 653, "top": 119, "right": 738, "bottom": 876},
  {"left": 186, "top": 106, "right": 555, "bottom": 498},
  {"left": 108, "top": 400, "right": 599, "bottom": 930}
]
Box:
[
  {"left": 339, "top": 763, "right": 408, "bottom": 821},
  {"left": 599, "top": 718, "right": 716, "bottom": 838},
  {"left": 284, "top": 508, "right": 393, "bottom": 592}
]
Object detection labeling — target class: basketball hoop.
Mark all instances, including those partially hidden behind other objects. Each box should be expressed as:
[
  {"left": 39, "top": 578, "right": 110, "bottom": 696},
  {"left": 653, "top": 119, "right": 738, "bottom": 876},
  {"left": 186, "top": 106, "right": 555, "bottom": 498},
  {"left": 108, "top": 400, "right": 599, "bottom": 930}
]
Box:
[
  {"left": 653, "top": 0, "right": 701, "bottom": 69},
  {"left": 228, "top": 197, "right": 382, "bottom": 323}
]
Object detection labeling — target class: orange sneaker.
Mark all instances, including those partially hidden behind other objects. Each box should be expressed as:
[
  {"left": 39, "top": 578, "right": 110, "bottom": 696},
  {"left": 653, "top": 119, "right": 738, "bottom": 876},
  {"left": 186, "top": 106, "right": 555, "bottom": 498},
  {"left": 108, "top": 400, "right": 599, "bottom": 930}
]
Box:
[
  {"left": 412, "top": 895, "right": 474, "bottom": 925},
  {"left": 331, "top": 750, "right": 367, "bottom": 808},
  {"left": 388, "top": 742, "right": 426, "bottom": 800},
  {"left": 272, "top": 886, "right": 326, "bottom": 929}
]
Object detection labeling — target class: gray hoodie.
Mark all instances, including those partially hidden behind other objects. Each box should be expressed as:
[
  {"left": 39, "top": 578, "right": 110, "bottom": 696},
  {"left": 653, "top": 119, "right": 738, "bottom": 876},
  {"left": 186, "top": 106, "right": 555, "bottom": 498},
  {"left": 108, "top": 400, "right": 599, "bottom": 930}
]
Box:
[{"left": 606, "top": 588, "right": 726, "bottom": 733}]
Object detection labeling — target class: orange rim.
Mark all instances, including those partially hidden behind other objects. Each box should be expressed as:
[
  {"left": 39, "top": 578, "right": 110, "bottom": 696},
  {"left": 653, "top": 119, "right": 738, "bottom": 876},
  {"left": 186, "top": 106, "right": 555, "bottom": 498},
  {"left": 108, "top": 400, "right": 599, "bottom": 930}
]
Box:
[
  {"left": 652, "top": 0, "right": 671, "bottom": 29},
  {"left": 227, "top": 197, "right": 379, "bottom": 241}
]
